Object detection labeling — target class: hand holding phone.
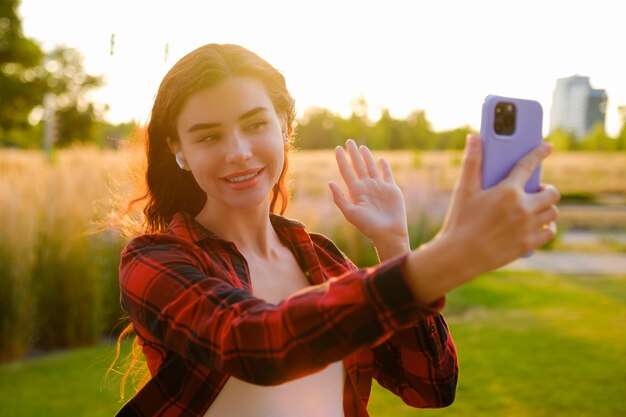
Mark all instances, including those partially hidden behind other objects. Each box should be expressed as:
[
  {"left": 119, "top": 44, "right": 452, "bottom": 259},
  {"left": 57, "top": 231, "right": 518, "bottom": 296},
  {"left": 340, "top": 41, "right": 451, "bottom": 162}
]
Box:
[
  {"left": 480, "top": 95, "right": 544, "bottom": 192},
  {"left": 480, "top": 95, "right": 546, "bottom": 257}
]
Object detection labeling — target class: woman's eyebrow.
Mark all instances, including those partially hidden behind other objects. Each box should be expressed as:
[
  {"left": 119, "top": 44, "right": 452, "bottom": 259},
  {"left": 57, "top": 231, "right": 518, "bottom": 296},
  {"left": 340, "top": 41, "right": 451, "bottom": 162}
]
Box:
[
  {"left": 188, "top": 122, "right": 219, "bottom": 133},
  {"left": 187, "top": 107, "right": 269, "bottom": 133},
  {"left": 238, "top": 106, "right": 268, "bottom": 121}
]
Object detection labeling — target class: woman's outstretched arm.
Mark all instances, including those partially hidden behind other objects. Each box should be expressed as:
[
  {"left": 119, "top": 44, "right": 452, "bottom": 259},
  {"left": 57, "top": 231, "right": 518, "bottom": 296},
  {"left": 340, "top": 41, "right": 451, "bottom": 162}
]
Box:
[{"left": 330, "top": 134, "right": 559, "bottom": 303}]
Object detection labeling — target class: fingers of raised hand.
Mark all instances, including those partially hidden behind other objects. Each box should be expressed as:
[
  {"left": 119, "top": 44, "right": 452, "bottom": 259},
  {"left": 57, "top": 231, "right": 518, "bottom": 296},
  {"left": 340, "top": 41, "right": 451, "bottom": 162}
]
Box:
[
  {"left": 358, "top": 144, "right": 380, "bottom": 179},
  {"left": 338, "top": 139, "right": 387, "bottom": 183},
  {"left": 328, "top": 181, "right": 352, "bottom": 213},
  {"left": 335, "top": 145, "right": 358, "bottom": 185},
  {"left": 378, "top": 157, "right": 394, "bottom": 183},
  {"left": 346, "top": 139, "right": 369, "bottom": 179}
]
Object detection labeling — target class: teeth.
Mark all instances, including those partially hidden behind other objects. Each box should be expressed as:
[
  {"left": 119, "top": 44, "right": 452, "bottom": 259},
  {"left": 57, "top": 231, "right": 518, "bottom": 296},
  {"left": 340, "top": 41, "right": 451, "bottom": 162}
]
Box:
[{"left": 227, "top": 172, "right": 257, "bottom": 183}]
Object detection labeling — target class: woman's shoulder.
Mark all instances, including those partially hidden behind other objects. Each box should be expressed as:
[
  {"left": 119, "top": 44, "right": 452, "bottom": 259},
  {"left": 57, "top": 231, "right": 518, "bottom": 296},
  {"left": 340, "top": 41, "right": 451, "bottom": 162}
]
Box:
[
  {"left": 122, "top": 231, "right": 193, "bottom": 254},
  {"left": 271, "top": 214, "right": 349, "bottom": 258},
  {"left": 121, "top": 211, "right": 209, "bottom": 254},
  {"left": 273, "top": 215, "right": 356, "bottom": 271},
  {"left": 119, "top": 231, "right": 209, "bottom": 277},
  {"left": 309, "top": 232, "right": 356, "bottom": 270},
  {"left": 307, "top": 231, "right": 339, "bottom": 250},
  {"left": 118, "top": 231, "right": 214, "bottom": 291}
]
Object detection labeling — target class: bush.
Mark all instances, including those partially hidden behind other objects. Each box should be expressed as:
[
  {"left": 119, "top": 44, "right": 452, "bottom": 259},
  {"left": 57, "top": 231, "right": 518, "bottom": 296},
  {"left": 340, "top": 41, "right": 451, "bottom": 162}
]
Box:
[{"left": 0, "top": 148, "right": 127, "bottom": 361}]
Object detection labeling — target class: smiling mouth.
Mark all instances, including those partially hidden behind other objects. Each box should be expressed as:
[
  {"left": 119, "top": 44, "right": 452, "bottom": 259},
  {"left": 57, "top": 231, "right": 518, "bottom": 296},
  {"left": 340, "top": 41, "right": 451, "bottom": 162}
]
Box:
[
  {"left": 223, "top": 168, "right": 263, "bottom": 183},
  {"left": 227, "top": 173, "right": 258, "bottom": 183}
]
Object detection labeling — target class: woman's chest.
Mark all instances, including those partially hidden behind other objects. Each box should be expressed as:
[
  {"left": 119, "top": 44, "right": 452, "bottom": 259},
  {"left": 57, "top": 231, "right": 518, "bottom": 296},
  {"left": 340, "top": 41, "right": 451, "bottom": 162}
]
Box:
[{"left": 246, "top": 252, "right": 313, "bottom": 304}]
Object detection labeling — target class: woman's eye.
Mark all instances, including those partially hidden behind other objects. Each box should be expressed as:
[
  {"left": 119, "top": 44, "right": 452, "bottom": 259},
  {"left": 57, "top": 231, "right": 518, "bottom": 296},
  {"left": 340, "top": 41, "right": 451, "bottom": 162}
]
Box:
[
  {"left": 247, "top": 120, "right": 267, "bottom": 130},
  {"left": 201, "top": 134, "right": 219, "bottom": 143}
]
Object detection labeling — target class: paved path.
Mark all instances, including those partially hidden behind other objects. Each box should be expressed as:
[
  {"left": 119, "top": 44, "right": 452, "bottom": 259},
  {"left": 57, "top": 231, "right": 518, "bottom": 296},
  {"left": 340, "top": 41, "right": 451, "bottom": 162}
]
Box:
[{"left": 501, "top": 250, "right": 626, "bottom": 276}]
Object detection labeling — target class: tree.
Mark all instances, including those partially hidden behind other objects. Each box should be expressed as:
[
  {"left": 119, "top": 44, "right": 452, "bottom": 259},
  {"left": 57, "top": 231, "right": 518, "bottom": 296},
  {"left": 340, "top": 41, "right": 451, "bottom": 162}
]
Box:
[
  {"left": 336, "top": 112, "right": 370, "bottom": 146},
  {"left": 1, "top": 1, "right": 106, "bottom": 148},
  {"left": 545, "top": 128, "right": 577, "bottom": 151},
  {"left": 0, "top": 0, "right": 46, "bottom": 146},
  {"left": 294, "top": 107, "right": 342, "bottom": 149},
  {"left": 336, "top": 96, "right": 371, "bottom": 146},
  {"left": 406, "top": 110, "right": 435, "bottom": 149},
  {"left": 579, "top": 122, "right": 616, "bottom": 151},
  {"left": 435, "top": 126, "right": 475, "bottom": 150},
  {"left": 371, "top": 109, "right": 409, "bottom": 149},
  {"left": 42, "top": 45, "right": 105, "bottom": 146}
]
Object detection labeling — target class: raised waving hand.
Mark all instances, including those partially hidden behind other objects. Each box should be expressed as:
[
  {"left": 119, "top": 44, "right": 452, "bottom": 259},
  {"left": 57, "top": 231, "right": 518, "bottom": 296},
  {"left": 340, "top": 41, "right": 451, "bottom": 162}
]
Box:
[{"left": 329, "top": 139, "right": 410, "bottom": 261}]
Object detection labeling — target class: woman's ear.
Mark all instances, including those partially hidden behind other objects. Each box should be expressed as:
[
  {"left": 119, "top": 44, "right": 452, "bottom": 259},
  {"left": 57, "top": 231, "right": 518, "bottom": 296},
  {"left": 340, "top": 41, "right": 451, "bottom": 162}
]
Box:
[
  {"left": 166, "top": 137, "right": 179, "bottom": 154},
  {"left": 166, "top": 137, "right": 189, "bottom": 171}
]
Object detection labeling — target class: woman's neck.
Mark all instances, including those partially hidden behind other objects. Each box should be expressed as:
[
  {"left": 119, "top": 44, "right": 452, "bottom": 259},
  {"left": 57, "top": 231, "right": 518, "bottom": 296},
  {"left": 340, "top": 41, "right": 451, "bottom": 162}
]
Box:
[{"left": 194, "top": 200, "right": 279, "bottom": 257}]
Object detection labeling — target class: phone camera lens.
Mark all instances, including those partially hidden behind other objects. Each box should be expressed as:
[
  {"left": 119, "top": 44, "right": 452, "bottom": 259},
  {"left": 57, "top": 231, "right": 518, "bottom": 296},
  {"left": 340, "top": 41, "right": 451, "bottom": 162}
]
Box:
[{"left": 493, "top": 101, "right": 516, "bottom": 135}]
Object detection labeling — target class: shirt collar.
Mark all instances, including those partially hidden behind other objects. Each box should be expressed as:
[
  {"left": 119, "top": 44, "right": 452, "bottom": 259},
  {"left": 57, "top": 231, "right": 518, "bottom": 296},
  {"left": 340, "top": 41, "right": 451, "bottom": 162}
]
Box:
[{"left": 167, "top": 211, "right": 306, "bottom": 244}]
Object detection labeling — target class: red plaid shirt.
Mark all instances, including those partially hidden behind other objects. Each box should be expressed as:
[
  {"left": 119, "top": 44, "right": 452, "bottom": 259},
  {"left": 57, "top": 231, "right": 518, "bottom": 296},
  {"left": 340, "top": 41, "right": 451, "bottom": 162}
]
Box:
[{"left": 116, "top": 211, "right": 458, "bottom": 416}]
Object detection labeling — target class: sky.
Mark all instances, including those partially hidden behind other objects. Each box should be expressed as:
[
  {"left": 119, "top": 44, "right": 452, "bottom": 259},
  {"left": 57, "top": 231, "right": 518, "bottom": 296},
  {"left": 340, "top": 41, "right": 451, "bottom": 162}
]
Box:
[{"left": 19, "top": 0, "right": 626, "bottom": 136}]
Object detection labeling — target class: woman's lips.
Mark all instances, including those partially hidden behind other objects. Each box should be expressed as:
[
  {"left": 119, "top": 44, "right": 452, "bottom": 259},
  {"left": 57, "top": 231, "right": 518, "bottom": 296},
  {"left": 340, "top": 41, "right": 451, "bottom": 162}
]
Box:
[{"left": 221, "top": 168, "right": 264, "bottom": 189}]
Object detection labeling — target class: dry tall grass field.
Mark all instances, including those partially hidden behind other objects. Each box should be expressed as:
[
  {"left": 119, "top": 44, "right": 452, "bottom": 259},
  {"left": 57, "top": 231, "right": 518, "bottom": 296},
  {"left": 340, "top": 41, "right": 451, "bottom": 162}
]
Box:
[
  {"left": 286, "top": 149, "right": 626, "bottom": 232},
  {"left": 1, "top": 146, "right": 625, "bottom": 361},
  {"left": 1, "top": 146, "right": 624, "bottom": 260},
  {"left": 1, "top": 146, "right": 624, "bottom": 270}
]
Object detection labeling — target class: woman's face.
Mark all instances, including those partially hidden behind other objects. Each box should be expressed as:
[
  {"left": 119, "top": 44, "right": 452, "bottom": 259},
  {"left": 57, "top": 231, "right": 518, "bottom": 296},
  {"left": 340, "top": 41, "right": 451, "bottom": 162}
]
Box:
[{"left": 174, "top": 76, "right": 286, "bottom": 212}]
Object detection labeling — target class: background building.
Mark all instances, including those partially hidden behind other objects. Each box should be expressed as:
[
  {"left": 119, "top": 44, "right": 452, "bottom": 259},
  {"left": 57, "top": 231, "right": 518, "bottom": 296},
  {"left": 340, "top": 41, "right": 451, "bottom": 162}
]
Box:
[{"left": 549, "top": 75, "right": 607, "bottom": 139}]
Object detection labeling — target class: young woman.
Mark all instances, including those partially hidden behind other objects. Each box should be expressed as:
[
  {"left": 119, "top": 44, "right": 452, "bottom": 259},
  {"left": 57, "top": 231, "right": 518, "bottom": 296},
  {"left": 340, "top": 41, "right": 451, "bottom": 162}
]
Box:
[{"left": 113, "top": 43, "right": 559, "bottom": 417}]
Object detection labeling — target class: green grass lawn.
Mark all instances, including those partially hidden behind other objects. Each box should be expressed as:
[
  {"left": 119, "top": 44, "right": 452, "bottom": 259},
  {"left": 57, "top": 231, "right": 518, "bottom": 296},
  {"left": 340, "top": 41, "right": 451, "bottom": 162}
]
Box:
[{"left": 1, "top": 271, "right": 625, "bottom": 417}]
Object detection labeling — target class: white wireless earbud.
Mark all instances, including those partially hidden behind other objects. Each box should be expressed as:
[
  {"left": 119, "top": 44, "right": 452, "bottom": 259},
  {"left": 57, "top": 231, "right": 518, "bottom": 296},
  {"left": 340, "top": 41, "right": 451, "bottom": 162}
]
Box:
[{"left": 175, "top": 152, "right": 186, "bottom": 170}]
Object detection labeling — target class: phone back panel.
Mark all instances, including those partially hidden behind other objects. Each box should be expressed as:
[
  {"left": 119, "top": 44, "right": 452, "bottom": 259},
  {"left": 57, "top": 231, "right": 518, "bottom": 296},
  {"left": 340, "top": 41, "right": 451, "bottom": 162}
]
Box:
[{"left": 480, "top": 95, "right": 543, "bottom": 192}]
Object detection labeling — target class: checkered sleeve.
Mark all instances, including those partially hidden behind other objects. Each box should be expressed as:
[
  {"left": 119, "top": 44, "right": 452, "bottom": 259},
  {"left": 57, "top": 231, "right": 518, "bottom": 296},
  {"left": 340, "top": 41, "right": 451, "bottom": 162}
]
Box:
[
  {"left": 309, "top": 233, "right": 459, "bottom": 408},
  {"left": 372, "top": 312, "right": 458, "bottom": 408},
  {"left": 119, "top": 234, "right": 434, "bottom": 386}
]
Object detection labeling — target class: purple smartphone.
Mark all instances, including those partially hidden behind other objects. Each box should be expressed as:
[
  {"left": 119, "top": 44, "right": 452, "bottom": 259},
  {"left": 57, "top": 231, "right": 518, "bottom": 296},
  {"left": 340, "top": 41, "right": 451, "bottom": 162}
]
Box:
[{"left": 480, "top": 95, "right": 544, "bottom": 192}]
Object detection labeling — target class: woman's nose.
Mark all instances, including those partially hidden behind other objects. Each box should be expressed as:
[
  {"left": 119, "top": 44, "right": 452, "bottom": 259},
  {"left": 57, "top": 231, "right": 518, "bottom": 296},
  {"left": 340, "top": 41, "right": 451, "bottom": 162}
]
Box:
[{"left": 224, "top": 132, "right": 252, "bottom": 164}]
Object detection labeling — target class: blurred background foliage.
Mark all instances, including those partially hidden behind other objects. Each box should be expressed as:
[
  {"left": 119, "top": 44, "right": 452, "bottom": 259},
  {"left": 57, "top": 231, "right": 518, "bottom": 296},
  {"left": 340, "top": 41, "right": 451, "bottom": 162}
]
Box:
[
  {"left": 0, "top": 0, "right": 132, "bottom": 149},
  {"left": 2, "top": 0, "right": 626, "bottom": 152}
]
